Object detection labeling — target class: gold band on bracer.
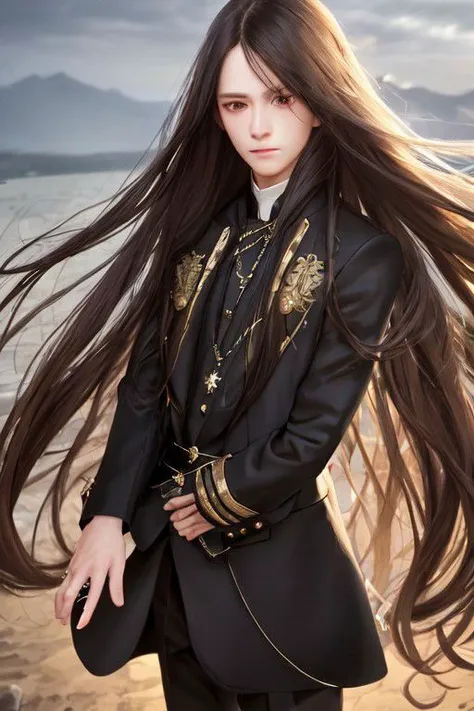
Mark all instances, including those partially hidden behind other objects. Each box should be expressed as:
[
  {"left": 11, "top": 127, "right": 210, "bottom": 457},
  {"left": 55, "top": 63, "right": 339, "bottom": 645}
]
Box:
[
  {"left": 202, "top": 466, "right": 240, "bottom": 524},
  {"left": 195, "top": 467, "right": 232, "bottom": 527},
  {"left": 211, "top": 454, "right": 259, "bottom": 519}
]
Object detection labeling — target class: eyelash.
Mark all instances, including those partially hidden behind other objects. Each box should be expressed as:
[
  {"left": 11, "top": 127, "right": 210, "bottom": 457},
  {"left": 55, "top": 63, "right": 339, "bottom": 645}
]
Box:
[{"left": 223, "top": 94, "right": 295, "bottom": 112}]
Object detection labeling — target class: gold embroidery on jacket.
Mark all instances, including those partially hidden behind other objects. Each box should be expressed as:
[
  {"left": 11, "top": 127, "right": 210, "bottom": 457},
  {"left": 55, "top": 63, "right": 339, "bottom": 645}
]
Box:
[
  {"left": 279, "top": 253, "right": 325, "bottom": 315},
  {"left": 171, "top": 250, "right": 206, "bottom": 311},
  {"left": 267, "top": 218, "right": 310, "bottom": 314},
  {"left": 170, "top": 225, "right": 232, "bottom": 373}
]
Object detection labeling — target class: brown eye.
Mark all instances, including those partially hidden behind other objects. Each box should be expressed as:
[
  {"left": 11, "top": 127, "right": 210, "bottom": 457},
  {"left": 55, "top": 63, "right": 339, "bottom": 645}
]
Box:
[
  {"left": 274, "top": 94, "right": 294, "bottom": 107},
  {"left": 224, "top": 101, "right": 246, "bottom": 111}
]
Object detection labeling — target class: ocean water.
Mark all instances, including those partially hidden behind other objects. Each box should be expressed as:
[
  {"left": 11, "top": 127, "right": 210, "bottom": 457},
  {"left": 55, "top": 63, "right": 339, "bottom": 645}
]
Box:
[
  {"left": 0, "top": 171, "right": 138, "bottom": 400},
  {"left": 0, "top": 170, "right": 131, "bottom": 239}
]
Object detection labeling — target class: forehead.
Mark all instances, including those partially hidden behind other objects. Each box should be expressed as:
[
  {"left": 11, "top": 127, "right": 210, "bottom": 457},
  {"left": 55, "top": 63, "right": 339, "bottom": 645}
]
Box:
[{"left": 218, "top": 43, "right": 283, "bottom": 94}]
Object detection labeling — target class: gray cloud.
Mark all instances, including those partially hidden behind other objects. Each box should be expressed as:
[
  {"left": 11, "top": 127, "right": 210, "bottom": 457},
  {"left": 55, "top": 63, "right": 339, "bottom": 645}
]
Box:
[
  {"left": 0, "top": 0, "right": 219, "bottom": 41},
  {"left": 0, "top": 0, "right": 471, "bottom": 98},
  {"left": 377, "top": 0, "right": 474, "bottom": 29}
]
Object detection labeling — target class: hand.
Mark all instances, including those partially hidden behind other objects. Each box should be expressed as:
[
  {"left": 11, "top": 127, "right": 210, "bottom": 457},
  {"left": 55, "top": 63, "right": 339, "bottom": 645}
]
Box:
[
  {"left": 164, "top": 493, "right": 214, "bottom": 541},
  {"left": 54, "top": 515, "right": 126, "bottom": 630}
]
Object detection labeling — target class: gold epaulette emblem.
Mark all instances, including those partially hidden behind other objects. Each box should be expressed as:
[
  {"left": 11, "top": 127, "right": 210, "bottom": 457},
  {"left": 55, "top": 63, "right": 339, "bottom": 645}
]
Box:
[
  {"left": 279, "top": 253, "right": 325, "bottom": 314},
  {"left": 171, "top": 251, "right": 206, "bottom": 310}
]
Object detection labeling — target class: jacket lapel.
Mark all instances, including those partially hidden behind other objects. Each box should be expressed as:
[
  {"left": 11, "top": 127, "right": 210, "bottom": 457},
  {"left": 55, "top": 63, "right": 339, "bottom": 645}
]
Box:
[
  {"left": 168, "top": 222, "right": 232, "bottom": 425},
  {"left": 188, "top": 216, "right": 323, "bottom": 447},
  {"left": 169, "top": 183, "right": 330, "bottom": 446}
]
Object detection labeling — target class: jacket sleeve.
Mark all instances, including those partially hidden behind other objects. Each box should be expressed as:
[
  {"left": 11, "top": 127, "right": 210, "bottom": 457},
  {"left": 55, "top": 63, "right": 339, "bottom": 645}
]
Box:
[
  {"left": 78, "top": 311, "right": 164, "bottom": 534},
  {"left": 192, "top": 232, "right": 404, "bottom": 525}
]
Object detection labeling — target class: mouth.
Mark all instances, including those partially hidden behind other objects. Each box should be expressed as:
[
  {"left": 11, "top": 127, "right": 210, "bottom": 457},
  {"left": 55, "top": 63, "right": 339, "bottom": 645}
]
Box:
[{"left": 250, "top": 148, "right": 279, "bottom": 154}]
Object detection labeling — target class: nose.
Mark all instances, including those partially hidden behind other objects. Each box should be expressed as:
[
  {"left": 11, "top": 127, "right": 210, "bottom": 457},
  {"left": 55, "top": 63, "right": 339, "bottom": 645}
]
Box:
[{"left": 250, "top": 106, "right": 272, "bottom": 140}]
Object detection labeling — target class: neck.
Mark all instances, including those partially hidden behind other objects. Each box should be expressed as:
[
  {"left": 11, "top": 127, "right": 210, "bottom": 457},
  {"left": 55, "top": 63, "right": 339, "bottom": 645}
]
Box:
[{"left": 251, "top": 173, "right": 290, "bottom": 221}]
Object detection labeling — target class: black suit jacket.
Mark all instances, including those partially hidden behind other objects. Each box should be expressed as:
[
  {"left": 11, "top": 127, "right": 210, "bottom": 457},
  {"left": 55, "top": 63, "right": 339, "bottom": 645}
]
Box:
[{"left": 71, "top": 185, "right": 404, "bottom": 693}]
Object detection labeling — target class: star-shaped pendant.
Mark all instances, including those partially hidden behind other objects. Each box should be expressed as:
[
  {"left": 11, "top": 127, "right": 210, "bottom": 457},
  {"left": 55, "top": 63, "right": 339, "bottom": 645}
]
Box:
[{"left": 204, "top": 370, "right": 222, "bottom": 393}]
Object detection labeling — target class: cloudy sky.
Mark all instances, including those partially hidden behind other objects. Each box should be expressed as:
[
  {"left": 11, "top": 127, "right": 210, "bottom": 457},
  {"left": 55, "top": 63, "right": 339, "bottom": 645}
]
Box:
[{"left": 0, "top": 0, "right": 472, "bottom": 100}]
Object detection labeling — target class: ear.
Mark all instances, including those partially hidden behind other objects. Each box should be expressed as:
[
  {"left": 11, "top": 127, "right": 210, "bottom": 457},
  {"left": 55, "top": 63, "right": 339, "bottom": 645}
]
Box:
[
  {"left": 214, "top": 106, "right": 225, "bottom": 131},
  {"left": 312, "top": 115, "right": 322, "bottom": 128}
]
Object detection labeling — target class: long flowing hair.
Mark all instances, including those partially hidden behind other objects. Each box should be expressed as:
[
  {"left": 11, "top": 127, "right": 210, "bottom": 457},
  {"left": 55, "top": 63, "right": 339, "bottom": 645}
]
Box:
[{"left": 1, "top": 0, "right": 473, "bottom": 707}]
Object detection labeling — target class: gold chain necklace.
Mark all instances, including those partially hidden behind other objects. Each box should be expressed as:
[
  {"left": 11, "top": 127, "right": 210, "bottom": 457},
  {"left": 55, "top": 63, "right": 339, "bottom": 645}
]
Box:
[
  {"left": 238, "top": 219, "right": 276, "bottom": 243},
  {"left": 204, "top": 318, "right": 263, "bottom": 394},
  {"left": 234, "top": 220, "right": 276, "bottom": 288},
  {"left": 203, "top": 220, "right": 276, "bottom": 395},
  {"left": 234, "top": 220, "right": 276, "bottom": 258}
]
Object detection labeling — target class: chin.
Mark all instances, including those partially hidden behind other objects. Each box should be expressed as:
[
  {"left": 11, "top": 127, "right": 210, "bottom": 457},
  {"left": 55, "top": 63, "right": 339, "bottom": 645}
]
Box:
[{"left": 251, "top": 163, "right": 289, "bottom": 177}]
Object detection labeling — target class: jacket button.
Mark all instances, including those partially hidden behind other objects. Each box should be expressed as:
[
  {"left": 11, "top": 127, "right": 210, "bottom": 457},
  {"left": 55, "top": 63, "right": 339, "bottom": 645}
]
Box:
[
  {"left": 226, "top": 532, "right": 235, "bottom": 539},
  {"left": 200, "top": 404, "right": 207, "bottom": 414},
  {"left": 240, "top": 528, "right": 247, "bottom": 536},
  {"left": 254, "top": 521, "right": 263, "bottom": 529}
]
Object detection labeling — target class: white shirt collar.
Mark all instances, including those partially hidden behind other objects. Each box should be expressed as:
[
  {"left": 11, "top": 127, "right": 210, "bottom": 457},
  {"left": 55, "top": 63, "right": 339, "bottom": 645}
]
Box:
[{"left": 251, "top": 174, "right": 290, "bottom": 221}]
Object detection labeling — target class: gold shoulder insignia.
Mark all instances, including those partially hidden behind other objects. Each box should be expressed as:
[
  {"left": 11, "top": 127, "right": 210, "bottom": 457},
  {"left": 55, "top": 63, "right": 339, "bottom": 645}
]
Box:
[
  {"left": 171, "top": 250, "right": 206, "bottom": 310},
  {"left": 279, "top": 253, "right": 325, "bottom": 315}
]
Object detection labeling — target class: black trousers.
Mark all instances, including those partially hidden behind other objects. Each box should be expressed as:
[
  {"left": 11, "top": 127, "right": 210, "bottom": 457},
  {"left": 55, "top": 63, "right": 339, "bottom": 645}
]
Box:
[{"left": 151, "top": 541, "right": 343, "bottom": 711}]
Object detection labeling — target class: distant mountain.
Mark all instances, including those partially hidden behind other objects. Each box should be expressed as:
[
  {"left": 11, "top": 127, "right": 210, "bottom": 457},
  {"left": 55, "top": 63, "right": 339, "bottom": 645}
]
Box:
[
  {"left": 0, "top": 73, "right": 170, "bottom": 154},
  {"left": 0, "top": 73, "right": 472, "bottom": 157},
  {"left": 0, "top": 151, "right": 154, "bottom": 181},
  {"left": 376, "top": 76, "right": 474, "bottom": 141}
]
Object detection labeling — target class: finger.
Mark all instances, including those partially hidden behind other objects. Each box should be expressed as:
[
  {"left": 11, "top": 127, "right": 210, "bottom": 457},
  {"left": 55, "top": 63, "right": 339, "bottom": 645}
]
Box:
[
  {"left": 54, "top": 574, "right": 71, "bottom": 619},
  {"left": 75, "top": 570, "right": 108, "bottom": 629},
  {"left": 58, "top": 572, "right": 91, "bottom": 624},
  {"left": 186, "top": 522, "right": 214, "bottom": 541},
  {"left": 164, "top": 493, "right": 195, "bottom": 510},
  {"left": 169, "top": 503, "right": 198, "bottom": 522},
  {"left": 56, "top": 571, "right": 79, "bottom": 620},
  {"left": 173, "top": 510, "right": 212, "bottom": 533},
  {"left": 108, "top": 555, "right": 125, "bottom": 607},
  {"left": 173, "top": 513, "right": 202, "bottom": 534}
]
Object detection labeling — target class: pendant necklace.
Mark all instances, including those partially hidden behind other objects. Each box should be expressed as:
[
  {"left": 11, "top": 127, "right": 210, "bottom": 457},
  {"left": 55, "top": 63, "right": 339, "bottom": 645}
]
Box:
[
  {"left": 203, "top": 219, "right": 276, "bottom": 395},
  {"left": 234, "top": 218, "right": 277, "bottom": 290},
  {"left": 203, "top": 318, "right": 263, "bottom": 394}
]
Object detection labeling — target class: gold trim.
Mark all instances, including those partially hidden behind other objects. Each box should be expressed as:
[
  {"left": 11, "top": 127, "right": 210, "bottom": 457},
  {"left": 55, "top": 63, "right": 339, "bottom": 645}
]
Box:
[
  {"left": 211, "top": 454, "right": 259, "bottom": 518},
  {"left": 267, "top": 218, "right": 310, "bottom": 314},
  {"left": 226, "top": 559, "right": 339, "bottom": 688},
  {"left": 279, "top": 305, "right": 312, "bottom": 356},
  {"left": 171, "top": 225, "right": 232, "bottom": 374},
  {"left": 195, "top": 467, "right": 231, "bottom": 527},
  {"left": 203, "top": 467, "right": 240, "bottom": 524},
  {"left": 198, "top": 535, "right": 231, "bottom": 558}
]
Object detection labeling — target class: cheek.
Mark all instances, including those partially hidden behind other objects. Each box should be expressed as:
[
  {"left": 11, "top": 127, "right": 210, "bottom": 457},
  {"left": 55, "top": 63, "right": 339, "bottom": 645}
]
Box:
[
  {"left": 222, "top": 117, "right": 247, "bottom": 149},
  {"left": 285, "top": 112, "right": 314, "bottom": 147},
  {"left": 291, "top": 110, "right": 313, "bottom": 144}
]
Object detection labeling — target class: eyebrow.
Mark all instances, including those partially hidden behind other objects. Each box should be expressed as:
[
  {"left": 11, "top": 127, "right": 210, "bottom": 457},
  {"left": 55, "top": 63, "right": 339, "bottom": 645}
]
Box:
[{"left": 218, "top": 86, "right": 286, "bottom": 99}]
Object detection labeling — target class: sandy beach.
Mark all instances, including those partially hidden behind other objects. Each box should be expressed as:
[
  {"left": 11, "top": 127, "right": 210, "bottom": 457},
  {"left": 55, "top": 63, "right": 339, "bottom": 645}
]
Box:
[{"left": 0, "top": 173, "right": 472, "bottom": 710}]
